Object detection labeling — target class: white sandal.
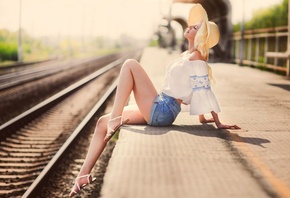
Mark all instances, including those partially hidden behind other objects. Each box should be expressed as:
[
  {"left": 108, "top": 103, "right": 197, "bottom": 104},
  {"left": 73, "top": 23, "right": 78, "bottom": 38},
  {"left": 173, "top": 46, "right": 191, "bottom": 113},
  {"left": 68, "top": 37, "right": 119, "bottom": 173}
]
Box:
[
  {"left": 104, "top": 116, "right": 129, "bottom": 142},
  {"left": 69, "top": 174, "right": 96, "bottom": 197}
]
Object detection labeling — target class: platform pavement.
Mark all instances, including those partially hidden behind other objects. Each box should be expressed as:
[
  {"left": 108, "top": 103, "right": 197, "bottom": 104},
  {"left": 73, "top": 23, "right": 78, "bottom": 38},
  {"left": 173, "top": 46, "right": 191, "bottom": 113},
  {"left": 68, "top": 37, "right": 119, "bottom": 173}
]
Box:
[{"left": 100, "top": 47, "right": 290, "bottom": 198}]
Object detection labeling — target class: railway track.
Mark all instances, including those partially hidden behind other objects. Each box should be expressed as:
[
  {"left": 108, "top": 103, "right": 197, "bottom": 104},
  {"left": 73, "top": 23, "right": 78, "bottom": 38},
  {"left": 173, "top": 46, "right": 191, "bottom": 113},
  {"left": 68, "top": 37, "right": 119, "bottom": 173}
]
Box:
[
  {"left": 0, "top": 49, "right": 143, "bottom": 197},
  {"left": 0, "top": 54, "right": 120, "bottom": 90},
  {"left": 0, "top": 51, "right": 127, "bottom": 126}
]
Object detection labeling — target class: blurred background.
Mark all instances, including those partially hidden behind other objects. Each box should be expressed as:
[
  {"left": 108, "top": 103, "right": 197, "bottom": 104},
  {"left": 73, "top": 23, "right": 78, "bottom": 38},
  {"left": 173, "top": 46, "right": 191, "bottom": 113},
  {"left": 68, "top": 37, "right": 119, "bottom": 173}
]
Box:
[{"left": 0, "top": 0, "right": 288, "bottom": 67}]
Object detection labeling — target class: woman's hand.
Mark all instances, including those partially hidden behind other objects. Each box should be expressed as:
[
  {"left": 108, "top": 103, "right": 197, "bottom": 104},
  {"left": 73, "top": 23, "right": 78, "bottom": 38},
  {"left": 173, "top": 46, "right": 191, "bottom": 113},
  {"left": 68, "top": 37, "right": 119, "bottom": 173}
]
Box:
[
  {"left": 217, "top": 123, "right": 241, "bottom": 129},
  {"left": 199, "top": 115, "right": 215, "bottom": 123},
  {"left": 209, "top": 112, "right": 241, "bottom": 130}
]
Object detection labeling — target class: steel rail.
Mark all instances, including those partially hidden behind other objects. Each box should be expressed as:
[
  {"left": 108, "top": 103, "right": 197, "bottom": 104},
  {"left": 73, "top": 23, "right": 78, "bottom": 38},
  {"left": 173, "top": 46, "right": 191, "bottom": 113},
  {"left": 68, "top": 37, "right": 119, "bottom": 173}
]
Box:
[
  {"left": 21, "top": 78, "right": 118, "bottom": 198},
  {"left": 0, "top": 49, "right": 143, "bottom": 197},
  {"left": 0, "top": 57, "right": 125, "bottom": 138},
  {"left": 0, "top": 54, "right": 117, "bottom": 90}
]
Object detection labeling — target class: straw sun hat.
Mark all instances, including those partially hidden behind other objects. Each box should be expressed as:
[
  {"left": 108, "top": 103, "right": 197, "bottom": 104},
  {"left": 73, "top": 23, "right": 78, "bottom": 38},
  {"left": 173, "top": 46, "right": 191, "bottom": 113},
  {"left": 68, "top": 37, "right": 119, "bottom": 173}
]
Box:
[{"left": 187, "top": 3, "right": 220, "bottom": 48}]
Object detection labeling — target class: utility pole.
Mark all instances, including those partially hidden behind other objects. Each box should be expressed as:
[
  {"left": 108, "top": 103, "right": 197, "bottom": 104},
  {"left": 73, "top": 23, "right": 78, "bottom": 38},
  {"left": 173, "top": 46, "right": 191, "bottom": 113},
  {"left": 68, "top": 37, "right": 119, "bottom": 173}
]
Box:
[
  {"left": 239, "top": 0, "right": 245, "bottom": 66},
  {"left": 18, "top": 0, "right": 23, "bottom": 62},
  {"left": 287, "top": 0, "right": 290, "bottom": 76},
  {"left": 287, "top": 0, "right": 290, "bottom": 54}
]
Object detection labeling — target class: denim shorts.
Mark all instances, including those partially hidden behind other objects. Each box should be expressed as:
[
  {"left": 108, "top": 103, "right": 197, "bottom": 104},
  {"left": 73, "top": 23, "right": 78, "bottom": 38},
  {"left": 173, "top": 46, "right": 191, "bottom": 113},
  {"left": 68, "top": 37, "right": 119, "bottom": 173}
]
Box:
[{"left": 148, "top": 93, "right": 181, "bottom": 126}]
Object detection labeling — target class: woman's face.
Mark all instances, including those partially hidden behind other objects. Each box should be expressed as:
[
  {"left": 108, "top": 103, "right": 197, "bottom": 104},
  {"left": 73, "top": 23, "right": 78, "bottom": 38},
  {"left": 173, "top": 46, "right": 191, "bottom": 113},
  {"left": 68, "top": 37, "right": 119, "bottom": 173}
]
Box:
[{"left": 184, "top": 23, "right": 200, "bottom": 40}]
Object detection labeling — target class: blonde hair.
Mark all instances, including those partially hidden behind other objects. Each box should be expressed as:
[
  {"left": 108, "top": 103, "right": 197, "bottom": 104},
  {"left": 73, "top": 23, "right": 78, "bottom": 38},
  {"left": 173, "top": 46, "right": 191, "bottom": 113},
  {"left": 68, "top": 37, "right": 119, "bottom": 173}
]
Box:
[
  {"left": 194, "top": 21, "right": 209, "bottom": 61},
  {"left": 194, "top": 21, "right": 215, "bottom": 84},
  {"left": 207, "top": 63, "right": 215, "bottom": 84}
]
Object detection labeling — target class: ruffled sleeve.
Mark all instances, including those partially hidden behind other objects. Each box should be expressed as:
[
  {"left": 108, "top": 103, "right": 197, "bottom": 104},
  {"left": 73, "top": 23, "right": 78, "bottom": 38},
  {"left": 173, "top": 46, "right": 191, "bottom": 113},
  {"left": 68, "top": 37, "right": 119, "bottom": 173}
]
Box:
[{"left": 187, "top": 60, "right": 220, "bottom": 115}]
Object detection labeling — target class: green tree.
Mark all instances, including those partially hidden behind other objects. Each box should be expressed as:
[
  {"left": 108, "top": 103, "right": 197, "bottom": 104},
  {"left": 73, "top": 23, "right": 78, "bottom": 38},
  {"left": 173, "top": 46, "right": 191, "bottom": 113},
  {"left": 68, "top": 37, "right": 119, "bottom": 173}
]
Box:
[
  {"left": 233, "top": 0, "right": 288, "bottom": 31},
  {"left": 0, "top": 29, "right": 18, "bottom": 61}
]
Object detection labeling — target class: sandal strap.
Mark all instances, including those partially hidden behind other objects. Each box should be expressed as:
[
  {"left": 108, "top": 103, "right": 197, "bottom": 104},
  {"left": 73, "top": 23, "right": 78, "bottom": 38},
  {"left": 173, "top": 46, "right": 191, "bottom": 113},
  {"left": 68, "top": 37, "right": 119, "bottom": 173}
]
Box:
[
  {"left": 107, "top": 115, "right": 123, "bottom": 132},
  {"left": 110, "top": 115, "right": 122, "bottom": 122},
  {"left": 72, "top": 189, "right": 78, "bottom": 194},
  {"left": 75, "top": 174, "right": 92, "bottom": 190}
]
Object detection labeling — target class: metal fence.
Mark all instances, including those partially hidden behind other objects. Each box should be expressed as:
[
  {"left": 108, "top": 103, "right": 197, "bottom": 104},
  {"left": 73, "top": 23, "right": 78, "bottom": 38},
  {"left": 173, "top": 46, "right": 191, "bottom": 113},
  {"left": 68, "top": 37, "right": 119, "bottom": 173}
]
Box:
[{"left": 231, "top": 26, "right": 289, "bottom": 76}]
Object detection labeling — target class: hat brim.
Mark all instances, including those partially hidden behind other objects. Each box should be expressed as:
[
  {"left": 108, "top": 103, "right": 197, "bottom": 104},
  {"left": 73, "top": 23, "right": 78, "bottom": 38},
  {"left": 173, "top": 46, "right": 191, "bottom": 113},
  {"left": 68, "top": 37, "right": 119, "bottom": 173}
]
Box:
[
  {"left": 207, "top": 21, "right": 220, "bottom": 48},
  {"left": 187, "top": 4, "right": 208, "bottom": 26},
  {"left": 187, "top": 4, "right": 220, "bottom": 48}
]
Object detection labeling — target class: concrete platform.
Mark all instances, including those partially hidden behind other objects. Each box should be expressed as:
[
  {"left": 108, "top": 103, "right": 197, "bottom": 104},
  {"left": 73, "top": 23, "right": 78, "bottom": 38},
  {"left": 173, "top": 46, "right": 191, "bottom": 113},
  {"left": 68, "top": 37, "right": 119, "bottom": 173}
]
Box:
[{"left": 100, "top": 47, "right": 290, "bottom": 198}]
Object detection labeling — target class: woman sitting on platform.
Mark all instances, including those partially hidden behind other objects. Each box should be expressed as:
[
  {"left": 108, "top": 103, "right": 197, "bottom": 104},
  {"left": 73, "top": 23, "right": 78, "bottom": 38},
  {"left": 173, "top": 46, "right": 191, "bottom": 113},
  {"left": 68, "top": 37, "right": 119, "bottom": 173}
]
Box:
[{"left": 69, "top": 3, "right": 240, "bottom": 197}]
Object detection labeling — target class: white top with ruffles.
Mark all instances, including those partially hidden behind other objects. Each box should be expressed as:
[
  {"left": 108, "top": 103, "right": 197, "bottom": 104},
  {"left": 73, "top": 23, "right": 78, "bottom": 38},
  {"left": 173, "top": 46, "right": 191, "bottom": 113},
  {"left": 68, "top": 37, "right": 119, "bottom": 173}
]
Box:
[{"left": 161, "top": 56, "right": 220, "bottom": 115}]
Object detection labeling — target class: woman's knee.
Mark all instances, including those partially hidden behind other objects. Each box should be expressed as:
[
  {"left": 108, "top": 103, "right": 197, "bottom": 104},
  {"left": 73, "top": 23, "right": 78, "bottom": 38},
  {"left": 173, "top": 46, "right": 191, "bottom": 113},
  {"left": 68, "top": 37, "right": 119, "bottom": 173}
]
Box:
[
  {"left": 95, "top": 115, "right": 108, "bottom": 135},
  {"left": 122, "top": 59, "right": 139, "bottom": 70},
  {"left": 124, "top": 59, "right": 138, "bottom": 65}
]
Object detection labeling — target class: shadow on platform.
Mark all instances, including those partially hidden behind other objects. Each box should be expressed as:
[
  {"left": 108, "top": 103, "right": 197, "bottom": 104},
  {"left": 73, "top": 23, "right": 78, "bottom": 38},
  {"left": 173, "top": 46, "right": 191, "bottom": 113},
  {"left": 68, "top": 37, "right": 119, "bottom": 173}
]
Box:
[
  {"left": 268, "top": 83, "right": 290, "bottom": 92},
  {"left": 125, "top": 124, "right": 271, "bottom": 148}
]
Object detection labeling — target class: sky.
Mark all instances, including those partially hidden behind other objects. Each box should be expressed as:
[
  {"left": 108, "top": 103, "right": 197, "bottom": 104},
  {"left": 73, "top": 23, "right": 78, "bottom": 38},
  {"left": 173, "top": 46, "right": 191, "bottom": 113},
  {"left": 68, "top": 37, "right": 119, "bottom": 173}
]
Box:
[{"left": 0, "top": 0, "right": 284, "bottom": 40}]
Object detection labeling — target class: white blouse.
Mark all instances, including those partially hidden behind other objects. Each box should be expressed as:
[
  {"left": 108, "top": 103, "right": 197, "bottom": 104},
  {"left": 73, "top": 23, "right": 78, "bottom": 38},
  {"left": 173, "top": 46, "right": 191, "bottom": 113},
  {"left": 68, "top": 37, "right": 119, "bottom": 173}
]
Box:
[{"left": 161, "top": 57, "right": 220, "bottom": 115}]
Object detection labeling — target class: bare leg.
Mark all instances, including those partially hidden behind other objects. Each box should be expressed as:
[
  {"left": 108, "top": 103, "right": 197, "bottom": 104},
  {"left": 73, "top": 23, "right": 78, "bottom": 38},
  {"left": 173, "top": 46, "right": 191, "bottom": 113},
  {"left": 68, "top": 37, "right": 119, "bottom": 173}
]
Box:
[
  {"left": 69, "top": 106, "right": 147, "bottom": 197},
  {"left": 110, "top": 59, "right": 157, "bottom": 120},
  {"left": 104, "top": 59, "right": 157, "bottom": 141},
  {"left": 70, "top": 59, "right": 157, "bottom": 196}
]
